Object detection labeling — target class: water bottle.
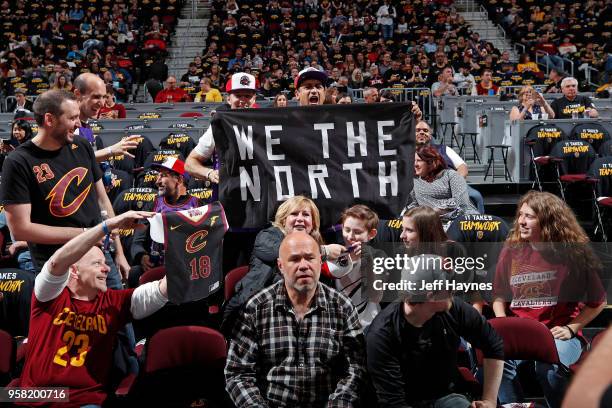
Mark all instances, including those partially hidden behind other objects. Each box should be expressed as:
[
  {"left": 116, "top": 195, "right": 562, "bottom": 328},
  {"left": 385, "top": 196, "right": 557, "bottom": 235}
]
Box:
[
  {"left": 101, "top": 210, "right": 115, "bottom": 252},
  {"left": 101, "top": 162, "right": 113, "bottom": 187}
]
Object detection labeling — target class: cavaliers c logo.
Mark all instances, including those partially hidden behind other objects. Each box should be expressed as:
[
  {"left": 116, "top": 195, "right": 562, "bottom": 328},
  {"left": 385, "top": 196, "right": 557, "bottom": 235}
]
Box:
[
  {"left": 46, "top": 168, "right": 92, "bottom": 217},
  {"left": 185, "top": 229, "right": 209, "bottom": 253}
]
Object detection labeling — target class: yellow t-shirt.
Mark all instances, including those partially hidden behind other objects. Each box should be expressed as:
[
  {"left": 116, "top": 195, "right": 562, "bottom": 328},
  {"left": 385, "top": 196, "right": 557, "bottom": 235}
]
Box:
[{"left": 194, "top": 88, "right": 223, "bottom": 102}]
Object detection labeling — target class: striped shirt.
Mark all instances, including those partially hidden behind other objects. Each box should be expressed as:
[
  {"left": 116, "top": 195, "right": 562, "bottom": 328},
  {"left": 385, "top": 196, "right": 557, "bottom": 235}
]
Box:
[
  {"left": 225, "top": 280, "right": 365, "bottom": 408},
  {"left": 404, "top": 169, "right": 478, "bottom": 223}
]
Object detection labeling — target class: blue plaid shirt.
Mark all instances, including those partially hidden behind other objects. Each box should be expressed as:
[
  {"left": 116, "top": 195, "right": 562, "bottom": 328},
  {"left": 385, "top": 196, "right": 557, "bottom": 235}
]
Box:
[{"left": 225, "top": 280, "right": 365, "bottom": 407}]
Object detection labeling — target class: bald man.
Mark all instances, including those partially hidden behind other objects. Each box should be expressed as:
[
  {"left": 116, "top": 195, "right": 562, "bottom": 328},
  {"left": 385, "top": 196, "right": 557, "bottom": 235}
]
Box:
[
  {"left": 73, "top": 73, "right": 140, "bottom": 163},
  {"left": 225, "top": 232, "right": 365, "bottom": 407}
]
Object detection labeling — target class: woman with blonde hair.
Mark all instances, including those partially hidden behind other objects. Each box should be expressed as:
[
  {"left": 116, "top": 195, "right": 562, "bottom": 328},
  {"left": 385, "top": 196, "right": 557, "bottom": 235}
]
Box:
[
  {"left": 493, "top": 191, "right": 606, "bottom": 407},
  {"left": 222, "top": 196, "right": 346, "bottom": 333},
  {"left": 509, "top": 85, "right": 555, "bottom": 121}
]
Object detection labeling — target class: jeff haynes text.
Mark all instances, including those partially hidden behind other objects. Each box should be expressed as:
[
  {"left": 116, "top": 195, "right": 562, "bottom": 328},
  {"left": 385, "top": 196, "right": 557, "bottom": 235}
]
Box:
[{"left": 372, "top": 279, "right": 493, "bottom": 292}]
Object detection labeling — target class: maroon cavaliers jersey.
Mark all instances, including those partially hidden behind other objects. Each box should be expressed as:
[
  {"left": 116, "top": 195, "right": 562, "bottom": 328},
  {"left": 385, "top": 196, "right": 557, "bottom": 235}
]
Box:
[{"left": 19, "top": 287, "right": 134, "bottom": 407}]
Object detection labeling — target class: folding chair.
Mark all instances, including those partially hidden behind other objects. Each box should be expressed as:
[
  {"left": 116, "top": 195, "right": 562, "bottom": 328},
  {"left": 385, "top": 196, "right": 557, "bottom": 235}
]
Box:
[
  {"left": 525, "top": 124, "right": 567, "bottom": 192},
  {"left": 571, "top": 122, "right": 610, "bottom": 153},
  {"left": 550, "top": 140, "right": 597, "bottom": 201},
  {"left": 587, "top": 157, "right": 612, "bottom": 241},
  {"left": 224, "top": 265, "right": 249, "bottom": 301}
]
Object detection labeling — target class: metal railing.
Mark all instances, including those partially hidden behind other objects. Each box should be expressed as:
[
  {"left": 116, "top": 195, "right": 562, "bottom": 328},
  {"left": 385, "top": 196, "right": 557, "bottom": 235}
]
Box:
[
  {"left": 348, "top": 87, "right": 433, "bottom": 120},
  {"left": 585, "top": 65, "right": 600, "bottom": 87}
]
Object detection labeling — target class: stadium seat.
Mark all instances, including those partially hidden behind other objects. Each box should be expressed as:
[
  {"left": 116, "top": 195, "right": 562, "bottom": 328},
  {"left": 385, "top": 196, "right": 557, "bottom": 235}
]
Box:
[
  {"left": 0, "top": 329, "right": 15, "bottom": 385},
  {"left": 477, "top": 317, "right": 562, "bottom": 365},
  {"left": 587, "top": 157, "right": 612, "bottom": 241},
  {"left": 549, "top": 139, "right": 597, "bottom": 201},
  {"left": 138, "top": 266, "right": 166, "bottom": 285},
  {"left": 525, "top": 124, "right": 567, "bottom": 193},
  {"left": 224, "top": 265, "right": 249, "bottom": 301},
  {"left": 179, "top": 111, "right": 204, "bottom": 118},
  {"left": 116, "top": 326, "right": 229, "bottom": 406}
]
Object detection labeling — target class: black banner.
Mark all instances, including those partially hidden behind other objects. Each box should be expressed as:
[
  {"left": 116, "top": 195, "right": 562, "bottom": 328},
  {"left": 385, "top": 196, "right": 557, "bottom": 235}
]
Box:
[{"left": 212, "top": 103, "right": 415, "bottom": 228}]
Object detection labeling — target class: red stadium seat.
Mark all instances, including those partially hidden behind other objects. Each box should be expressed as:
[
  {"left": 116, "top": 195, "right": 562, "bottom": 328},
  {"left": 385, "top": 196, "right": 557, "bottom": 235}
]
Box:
[
  {"left": 138, "top": 266, "right": 166, "bottom": 285},
  {"left": 477, "top": 317, "right": 561, "bottom": 365},
  {"left": 179, "top": 111, "right": 204, "bottom": 118},
  {"left": 224, "top": 265, "right": 249, "bottom": 301},
  {"left": 117, "top": 326, "right": 229, "bottom": 406}
]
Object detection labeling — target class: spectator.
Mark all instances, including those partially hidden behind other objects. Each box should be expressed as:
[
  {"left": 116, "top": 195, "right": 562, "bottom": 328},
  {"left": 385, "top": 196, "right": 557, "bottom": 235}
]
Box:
[
  {"left": 294, "top": 67, "right": 328, "bottom": 106},
  {"left": 225, "top": 231, "right": 364, "bottom": 407},
  {"left": 453, "top": 64, "right": 477, "bottom": 95},
  {"left": 324, "top": 86, "right": 338, "bottom": 104},
  {"left": 403, "top": 146, "right": 479, "bottom": 227},
  {"left": 493, "top": 191, "right": 606, "bottom": 407},
  {"left": 7, "top": 90, "right": 33, "bottom": 114},
  {"left": 129, "top": 158, "right": 200, "bottom": 287},
  {"left": 329, "top": 204, "right": 385, "bottom": 328},
  {"left": 557, "top": 36, "right": 577, "bottom": 57},
  {"left": 476, "top": 69, "right": 499, "bottom": 95},
  {"left": 272, "top": 93, "right": 288, "bottom": 107},
  {"left": 366, "top": 65, "right": 385, "bottom": 89},
  {"left": 367, "top": 253, "right": 504, "bottom": 408},
  {"left": 180, "top": 62, "right": 202, "bottom": 87},
  {"left": 73, "top": 73, "right": 139, "bottom": 163},
  {"left": 349, "top": 68, "right": 365, "bottom": 89},
  {"left": 154, "top": 76, "right": 192, "bottom": 103},
  {"left": 193, "top": 78, "right": 223, "bottom": 102},
  {"left": 544, "top": 69, "right": 566, "bottom": 94},
  {"left": 227, "top": 48, "right": 245, "bottom": 71},
  {"left": 379, "top": 90, "right": 396, "bottom": 102},
  {"left": 363, "top": 87, "right": 379, "bottom": 103},
  {"left": 432, "top": 67, "right": 458, "bottom": 97},
  {"left": 550, "top": 77, "right": 598, "bottom": 118},
  {"left": 336, "top": 92, "right": 353, "bottom": 104},
  {"left": 51, "top": 75, "right": 73, "bottom": 91},
  {"left": 517, "top": 53, "right": 540, "bottom": 74},
  {"left": 222, "top": 195, "right": 347, "bottom": 330},
  {"left": 415, "top": 121, "right": 484, "bottom": 213},
  {"left": 535, "top": 34, "right": 564, "bottom": 72},
  {"left": 185, "top": 72, "right": 257, "bottom": 183},
  {"left": 97, "top": 85, "right": 127, "bottom": 119},
  {"left": 376, "top": 0, "right": 396, "bottom": 40},
  {"left": 18, "top": 211, "right": 167, "bottom": 407},
  {"left": 509, "top": 85, "right": 555, "bottom": 121}
]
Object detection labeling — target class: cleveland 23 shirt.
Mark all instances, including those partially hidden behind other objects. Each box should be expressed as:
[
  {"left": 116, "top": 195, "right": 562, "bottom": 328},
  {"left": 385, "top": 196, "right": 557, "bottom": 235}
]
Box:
[
  {"left": 0, "top": 137, "right": 103, "bottom": 269},
  {"left": 19, "top": 287, "right": 134, "bottom": 407}
]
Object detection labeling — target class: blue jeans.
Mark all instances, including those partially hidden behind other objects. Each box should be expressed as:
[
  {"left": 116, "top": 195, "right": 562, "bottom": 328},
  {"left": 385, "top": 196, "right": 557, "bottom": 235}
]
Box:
[
  {"left": 433, "top": 393, "right": 471, "bottom": 408},
  {"left": 498, "top": 337, "right": 582, "bottom": 408},
  {"left": 542, "top": 55, "right": 564, "bottom": 72},
  {"left": 381, "top": 24, "right": 394, "bottom": 40},
  {"left": 467, "top": 186, "right": 485, "bottom": 214},
  {"left": 104, "top": 251, "right": 139, "bottom": 375}
]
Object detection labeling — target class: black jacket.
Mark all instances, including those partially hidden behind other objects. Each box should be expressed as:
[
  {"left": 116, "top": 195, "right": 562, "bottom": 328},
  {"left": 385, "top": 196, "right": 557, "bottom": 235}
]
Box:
[
  {"left": 222, "top": 226, "right": 284, "bottom": 332},
  {"left": 366, "top": 298, "right": 504, "bottom": 407}
]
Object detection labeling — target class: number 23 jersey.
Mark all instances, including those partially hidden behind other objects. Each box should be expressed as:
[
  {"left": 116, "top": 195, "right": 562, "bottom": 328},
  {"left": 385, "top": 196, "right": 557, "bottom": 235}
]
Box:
[{"left": 19, "top": 286, "right": 134, "bottom": 407}]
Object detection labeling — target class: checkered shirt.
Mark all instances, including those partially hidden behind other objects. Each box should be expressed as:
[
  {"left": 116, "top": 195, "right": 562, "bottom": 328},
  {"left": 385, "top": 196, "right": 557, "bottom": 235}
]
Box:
[{"left": 225, "top": 280, "right": 365, "bottom": 408}]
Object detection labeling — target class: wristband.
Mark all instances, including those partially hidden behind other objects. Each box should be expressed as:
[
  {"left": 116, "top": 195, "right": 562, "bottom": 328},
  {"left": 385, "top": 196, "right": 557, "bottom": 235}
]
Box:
[
  {"left": 564, "top": 325, "right": 576, "bottom": 338},
  {"left": 102, "top": 221, "right": 110, "bottom": 235}
]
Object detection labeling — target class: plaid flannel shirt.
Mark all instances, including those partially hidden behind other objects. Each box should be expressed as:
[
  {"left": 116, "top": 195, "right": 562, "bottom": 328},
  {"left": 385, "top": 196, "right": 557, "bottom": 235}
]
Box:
[{"left": 225, "top": 280, "right": 365, "bottom": 408}]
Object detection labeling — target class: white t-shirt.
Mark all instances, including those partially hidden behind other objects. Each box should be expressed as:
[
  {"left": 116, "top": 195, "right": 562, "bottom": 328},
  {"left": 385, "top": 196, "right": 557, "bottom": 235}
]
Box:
[{"left": 193, "top": 125, "right": 215, "bottom": 159}]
